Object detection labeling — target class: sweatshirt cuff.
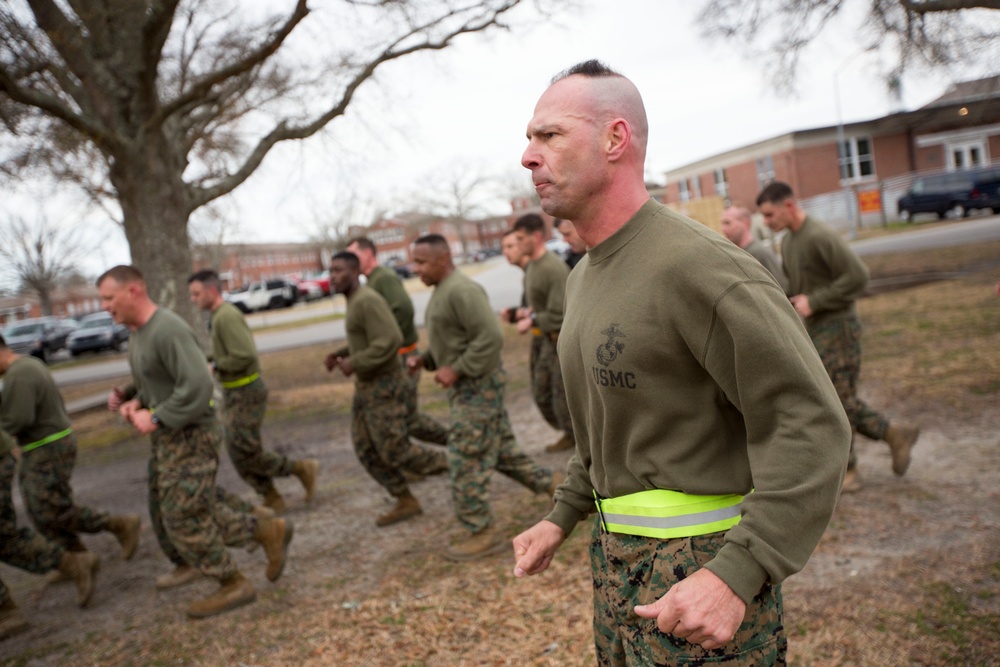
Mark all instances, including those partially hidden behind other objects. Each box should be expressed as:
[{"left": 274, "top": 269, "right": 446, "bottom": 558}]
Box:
[
  {"left": 544, "top": 500, "right": 587, "bottom": 537},
  {"left": 703, "top": 541, "right": 770, "bottom": 605}
]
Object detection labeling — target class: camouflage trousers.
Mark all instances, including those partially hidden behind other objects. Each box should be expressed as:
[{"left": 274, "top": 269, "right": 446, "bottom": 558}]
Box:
[
  {"left": 1, "top": 454, "right": 63, "bottom": 606},
  {"left": 529, "top": 334, "right": 574, "bottom": 440},
  {"left": 807, "top": 317, "right": 889, "bottom": 468},
  {"left": 590, "top": 520, "right": 787, "bottom": 666},
  {"left": 446, "top": 367, "right": 553, "bottom": 533},
  {"left": 222, "top": 378, "right": 295, "bottom": 498},
  {"left": 352, "top": 367, "right": 447, "bottom": 498},
  {"left": 399, "top": 352, "right": 449, "bottom": 445},
  {"left": 19, "top": 435, "right": 110, "bottom": 552},
  {"left": 148, "top": 422, "right": 256, "bottom": 580}
]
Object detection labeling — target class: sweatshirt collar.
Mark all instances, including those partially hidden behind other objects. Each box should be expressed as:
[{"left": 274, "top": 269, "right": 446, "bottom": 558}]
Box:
[{"left": 586, "top": 199, "right": 659, "bottom": 265}]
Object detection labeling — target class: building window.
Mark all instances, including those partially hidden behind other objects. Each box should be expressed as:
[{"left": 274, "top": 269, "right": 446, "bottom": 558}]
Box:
[
  {"left": 678, "top": 179, "right": 691, "bottom": 203},
  {"left": 714, "top": 168, "right": 728, "bottom": 198},
  {"left": 839, "top": 136, "right": 875, "bottom": 181},
  {"left": 691, "top": 177, "right": 702, "bottom": 199},
  {"left": 756, "top": 156, "right": 775, "bottom": 188}
]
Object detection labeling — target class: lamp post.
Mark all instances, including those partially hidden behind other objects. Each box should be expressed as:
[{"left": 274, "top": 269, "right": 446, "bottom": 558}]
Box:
[{"left": 834, "top": 49, "right": 866, "bottom": 238}]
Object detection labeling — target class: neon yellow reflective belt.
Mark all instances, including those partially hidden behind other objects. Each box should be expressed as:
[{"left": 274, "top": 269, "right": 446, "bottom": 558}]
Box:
[
  {"left": 221, "top": 372, "right": 260, "bottom": 389},
  {"left": 21, "top": 428, "right": 73, "bottom": 453},
  {"left": 594, "top": 488, "right": 744, "bottom": 540}
]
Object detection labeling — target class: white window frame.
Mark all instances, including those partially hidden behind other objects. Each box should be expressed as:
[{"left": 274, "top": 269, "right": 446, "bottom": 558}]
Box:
[
  {"left": 756, "top": 156, "right": 775, "bottom": 188},
  {"left": 714, "top": 168, "right": 728, "bottom": 198},
  {"left": 838, "top": 136, "right": 875, "bottom": 183}
]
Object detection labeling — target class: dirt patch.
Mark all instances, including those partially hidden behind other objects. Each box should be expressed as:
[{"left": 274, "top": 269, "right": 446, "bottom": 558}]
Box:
[{"left": 2, "top": 266, "right": 999, "bottom": 666}]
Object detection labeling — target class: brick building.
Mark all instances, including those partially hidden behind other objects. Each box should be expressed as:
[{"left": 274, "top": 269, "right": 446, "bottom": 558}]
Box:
[
  {"left": 661, "top": 76, "right": 1000, "bottom": 232},
  {"left": 191, "top": 242, "right": 331, "bottom": 289}
]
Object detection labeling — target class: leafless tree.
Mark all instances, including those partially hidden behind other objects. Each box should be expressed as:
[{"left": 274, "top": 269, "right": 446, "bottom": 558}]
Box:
[
  {"left": 0, "top": 0, "right": 563, "bottom": 327},
  {"left": 698, "top": 1, "right": 1000, "bottom": 95},
  {"left": 0, "top": 214, "right": 93, "bottom": 315},
  {"left": 417, "top": 160, "right": 500, "bottom": 259}
]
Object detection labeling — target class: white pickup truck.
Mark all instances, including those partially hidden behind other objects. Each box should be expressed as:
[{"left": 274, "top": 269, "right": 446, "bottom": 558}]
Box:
[{"left": 226, "top": 279, "right": 298, "bottom": 313}]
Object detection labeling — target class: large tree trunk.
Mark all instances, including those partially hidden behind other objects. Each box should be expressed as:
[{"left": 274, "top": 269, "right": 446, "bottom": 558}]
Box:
[{"left": 108, "top": 133, "right": 201, "bottom": 335}]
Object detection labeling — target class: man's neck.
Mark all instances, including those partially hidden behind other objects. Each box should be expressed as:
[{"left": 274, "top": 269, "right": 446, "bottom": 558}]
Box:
[
  {"left": 529, "top": 244, "right": 546, "bottom": 262},
  {"left": 788, "top": 208, "right": 807, "bottom": 233},
  {"left": 572, "top": 184, "right": 649, "bottom": 248},
  {"left": 209, "top": 295, "right": 225, "bottom": 313},
  {"left": 737, "top": 233, "right": 754, "bottom": 250},
  {"left": 134, "top": 301, "right": 158, "bottom": 329}
]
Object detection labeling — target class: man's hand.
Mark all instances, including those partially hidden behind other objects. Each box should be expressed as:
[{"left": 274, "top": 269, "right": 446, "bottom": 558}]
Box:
[
  {"left": 789, "top": 294, "right": 812, "bottom": 318},
  {"left": 118, "top": 398, "right": 140, "bottom": 421},
  {"left": 107, "top": 386, "right": 127, "bottom": 412},
  {"left": 336, "top": 356, "right": 354, "bottom": 377},
  {"left": 406, "top": 354, "right": 425, "bottom": 375},
  {"left": 129, "top": 409, "right": 159, "bottom": 435},
  {"left": 434, "top": 366, "right": 459, "bottom": 388},
  {"left": 323, "top": 352, "right": 339, "bottom": 372},
  {"left": 515, "top": 316, "right": 534, "bottom": 335},
  {"left": 633, "top": 568, "right": 746, "bottom": 651},
  {"left": 512, "top": 520, "right": 566, "bottom": 577}
]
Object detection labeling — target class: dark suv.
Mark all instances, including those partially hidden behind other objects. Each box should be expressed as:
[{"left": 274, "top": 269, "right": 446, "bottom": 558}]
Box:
[
  {"left": 2, "top": 317, "right": 77, "bottom": 363},
  {"left": 898, "top": 165, "right": 1000, "bottom": 221}
]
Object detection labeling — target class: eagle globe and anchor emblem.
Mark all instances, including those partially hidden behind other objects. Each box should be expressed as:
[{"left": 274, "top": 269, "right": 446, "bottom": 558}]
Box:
[{"left": 596, "top": 323, "right": 626, "bottom": 367}]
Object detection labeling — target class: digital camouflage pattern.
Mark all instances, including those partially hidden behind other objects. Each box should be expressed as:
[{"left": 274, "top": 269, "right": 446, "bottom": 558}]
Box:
[
  {"left": 806, "top": 317, "right": 889, "bottom": 468},
  {"left": 221, "top": 379, "right": 295, "bottom": 497},
  {"left": 1, "top": 454, "right": 63, "bottom": 606},
  {"left": 447, "top": 367, "right": 553, "bottom": 533},
  {"left": 352, "top": 367, "right": 447, "bottom": 497},
  {"left": 399, "top": 352, "right": 449, "bottom": 445},
  {"left": 19, "top": 436, "right": 110, "bottom": 552},
  {"left": 590, "top": 521, "right": 787, "bottom": 666},
  {"left": 529, "top": 334, "right": 573, "bottom": 441},
  {"left": 148, "top": 422, "right": 256, "bottom": 579}
]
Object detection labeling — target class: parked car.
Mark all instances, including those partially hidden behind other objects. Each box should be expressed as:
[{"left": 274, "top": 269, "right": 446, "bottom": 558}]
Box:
[
  {"left": 226, "top": 278, "right": 298, "bottom": 313},
  {"left": 897, "top": 165, "right": 1000, "bottom": 221},
  {"left": 1, "top": 317, "right": 76, "bottom": 363},
  {"left": 67, "top": 312, "right": 129, "bottom": 356},
  {"left": 965, "top": 165, "right": 1000, "bottom": 215}
]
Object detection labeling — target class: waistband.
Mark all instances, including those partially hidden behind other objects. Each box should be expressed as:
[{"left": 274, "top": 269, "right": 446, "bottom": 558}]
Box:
[
  {"left": 22, "top": 428, "right": 73, "bottom": 453},
  {"left": 594, "top": 488, "right": 744, "bottom": 540},
  {"left": 221, "top": 372, "right": 260, "bottom": 389},
  {"left": 398, "top": 342, "right": 419, "bottom": 356},
  {"left": 531, "top": 327, "right": 559, "bottom": 341}
]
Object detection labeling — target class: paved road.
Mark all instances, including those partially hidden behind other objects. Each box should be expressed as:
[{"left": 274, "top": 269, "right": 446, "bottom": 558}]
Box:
[{"left": 851, "top": 213, "right": 1000, "bottom": 256}]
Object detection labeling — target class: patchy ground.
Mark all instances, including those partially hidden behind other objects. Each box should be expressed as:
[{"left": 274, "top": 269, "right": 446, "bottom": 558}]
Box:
[{"left": 2, "top": 261, "right": 999, "bottom": 666}]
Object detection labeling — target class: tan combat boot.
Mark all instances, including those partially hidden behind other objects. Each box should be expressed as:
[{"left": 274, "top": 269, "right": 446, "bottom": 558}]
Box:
[
  {"left": 155, "top": 564, "right": 202, "bottom": 590},
  {"left": 107, "top": 514, "right": 141, "bottom": 560},
  {"left": 262, "top": 488, "right": 287, "bottom": 515},
  {"left": 840, "top": 467, "right": 863, "bottom": 494},
  {"left": 293, "top": 459, "right": 319, "bottom": 503},
  {"left": 443, "top": 525, "right": 505, "bottom": 562},
  {"left": 254, "top": 517, "right": 294, "bottom": 582},
  {"left": 58, "top": 551, "right": 99, "bottom": 608},
  {"left": 0, "top": 599, "right": 28, "bottom": 640},
  {"left": 545, "top": 434, "right": 575, "bottom": 453},
  {"left": 376, "top": 492, "right": 423, "bottom": 527},
  {"left": 884, "top": 422, "right": 920, "bottom": 476},
  {"left": 186, "top": 572, "right": 256, "bottom": 619}
]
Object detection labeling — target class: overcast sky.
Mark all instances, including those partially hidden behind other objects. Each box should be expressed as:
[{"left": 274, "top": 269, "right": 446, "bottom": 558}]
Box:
[{"left": 5, "top": 0, "right": 990, "bottom": 278}]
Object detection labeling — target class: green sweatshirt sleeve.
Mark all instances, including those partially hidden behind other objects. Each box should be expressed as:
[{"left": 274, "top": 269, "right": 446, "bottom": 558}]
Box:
[
  {"left": 450, "top": 281, "right": 503, "bottom": 379},
  {"left": 347, "top": 291, "right": 402, "bottom": 376},
  {"left": 526, "top": 252, "right": 568, "bottom": 333},
  {"left": 211, "top": 304, "right": 260, "bottom": 379},
  {"left": 0, "top": 427, "right": 13, "bottom": 458},
  {"left": 369, "top": 267, "right": 418, "bottom": 347},
  {"left": 806, "top": 232, "right": 869, "bottom": 315}
]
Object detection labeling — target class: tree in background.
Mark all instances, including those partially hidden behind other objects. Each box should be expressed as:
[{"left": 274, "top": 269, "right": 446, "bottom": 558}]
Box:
[
  {"left": 0, "top": 0, "right": 560, "bottom": 327},
  {"left": 0, "top": 215, "right": 92, "bottom": 315},
  {"left": 697, "top": 1, "right": 1000, "bottom": 94}
]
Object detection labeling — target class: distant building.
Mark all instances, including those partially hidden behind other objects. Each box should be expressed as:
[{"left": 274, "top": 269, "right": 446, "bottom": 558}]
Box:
[
  {"left": 661, "top": 75, "right": 1000, "bottom": 232},
  {"left": 192, "top": 242, "right": 330, "bottom": 288}
]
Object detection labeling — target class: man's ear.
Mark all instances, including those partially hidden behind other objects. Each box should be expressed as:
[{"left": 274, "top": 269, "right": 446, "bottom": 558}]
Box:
[{"left": 605, "top": 118, "right": 631, "bottom": 162}]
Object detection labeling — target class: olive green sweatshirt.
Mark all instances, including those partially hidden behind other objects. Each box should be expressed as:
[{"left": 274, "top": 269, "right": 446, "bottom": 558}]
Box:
[
  {"left": 781, "top": 215, "right": 869, "bottom": 324},
  {"left": 127, "top": 308, "right": 216, "bottom": 429},
  {"left": 549, "top": 200, "right": 850, "bottom": 605},
  {"left": 0, "top": 356, "right": 72, "bottom": 447},
  {"left": 367, "top": 266, "right": 418, "bottom": 348},
  {"left": 210, "top": 302, "right": 261, "bottom": 384},
  {"left": 343, "top": 286, "right": 403, "bottom": 381},
  {"left": 524, "top": 250, "right": 569, "bottom": 334},
  {"left": 422, "top": 271, "right": 502, "bottom": 378},
  {"left": 744, "top": 238, "right": 789, "bottom": 294}
]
